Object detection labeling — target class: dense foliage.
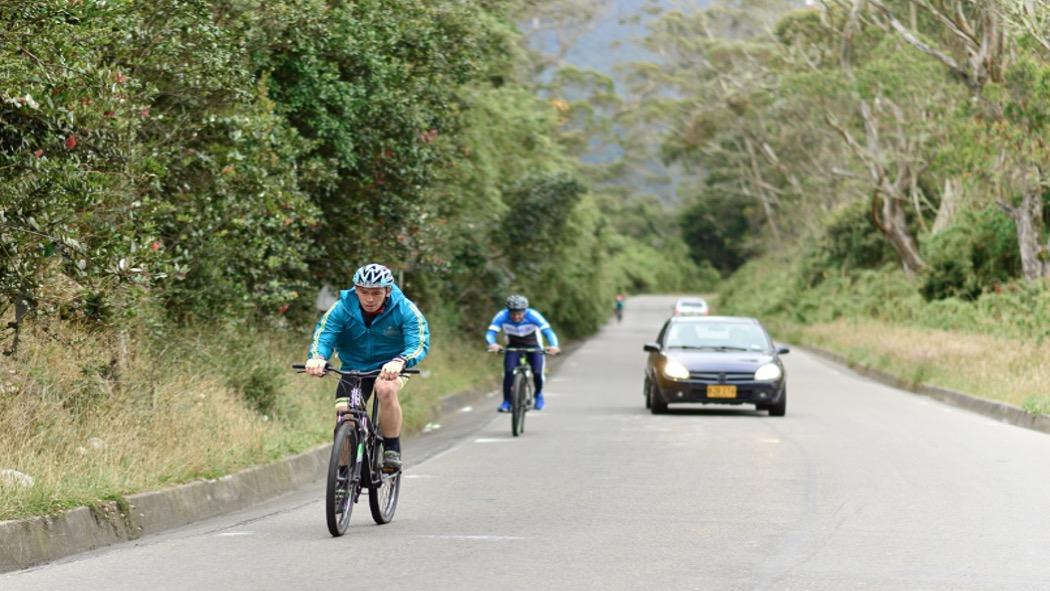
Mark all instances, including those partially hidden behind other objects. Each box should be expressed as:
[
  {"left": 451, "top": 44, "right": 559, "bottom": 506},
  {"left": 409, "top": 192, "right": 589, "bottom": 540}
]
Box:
[
  {"left": 0, "top": 0, "right": 706, "bottom": 364},
  {"left": 626, "top": 0, "right": 1050, "bottom": 326}
]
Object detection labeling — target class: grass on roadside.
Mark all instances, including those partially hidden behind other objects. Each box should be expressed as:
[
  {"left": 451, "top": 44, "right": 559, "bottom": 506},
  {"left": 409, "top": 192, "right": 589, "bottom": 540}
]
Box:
[
  {"left": 764, "top": 317, "right": 1050, "bottom": 413},
  {"left": 0, "top": 318, "right": 497, "bottom": 521}
]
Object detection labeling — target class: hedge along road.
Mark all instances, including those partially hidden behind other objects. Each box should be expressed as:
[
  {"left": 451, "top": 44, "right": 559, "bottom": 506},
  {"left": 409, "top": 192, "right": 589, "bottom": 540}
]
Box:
[{"left": 5, "top": 295, "right": 1050, "bottom": 590}]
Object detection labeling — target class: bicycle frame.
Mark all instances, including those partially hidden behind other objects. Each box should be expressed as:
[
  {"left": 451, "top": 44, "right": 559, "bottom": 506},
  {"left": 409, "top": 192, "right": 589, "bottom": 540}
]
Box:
[
  {"left": 293, "top": 363, "right": 417, "bottom": 534},
  {"left": 337, "top": 374, "right": 381, "bottom": 488}
]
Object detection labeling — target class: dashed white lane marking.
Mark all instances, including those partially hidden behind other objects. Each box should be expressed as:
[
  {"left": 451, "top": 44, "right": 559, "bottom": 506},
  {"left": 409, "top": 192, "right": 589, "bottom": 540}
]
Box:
[
  {"left": 215, "top": 532, "right": 254, "bottom": 537},
  {"left": 474, "top": 438, "right": 513, "bottom": 443},
  {"left": 760, "top": 438, "right": 780, "bottom": 443},
  {"left": 405, "top": 474, "right": 435, "bottom": 479},
  {"left": 420, "top": 535, "right": 524, "bottom": 541},
  {"left": 422, "top": 423, "right": 441, "bottom": 433},
  {"left": 459, "top": 406, "right": 473, "bottom": 413}
]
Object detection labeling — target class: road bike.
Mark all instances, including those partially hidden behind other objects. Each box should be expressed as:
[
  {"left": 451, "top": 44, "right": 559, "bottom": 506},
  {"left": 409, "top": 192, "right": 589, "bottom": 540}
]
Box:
[
  {"left": 492, "top": 347, "right": 549, "bottom": 437},
  {"left": 293, "top": 363, "right": 417, "bottom": 536}
]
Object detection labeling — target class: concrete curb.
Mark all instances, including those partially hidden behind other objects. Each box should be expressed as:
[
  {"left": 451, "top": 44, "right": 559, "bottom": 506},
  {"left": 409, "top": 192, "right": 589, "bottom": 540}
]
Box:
[
  {"left": 801, "top": 344, "right": 1050, "bottom": 436},
  {"left": 0, "top": 381, "right": 501, "bottom": 573},
  {"left": 0, "top": 442, "right": 333, "bottom": 573}
]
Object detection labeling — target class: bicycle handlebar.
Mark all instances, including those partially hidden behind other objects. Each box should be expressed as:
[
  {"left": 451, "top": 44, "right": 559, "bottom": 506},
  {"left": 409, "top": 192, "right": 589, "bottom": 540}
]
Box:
[
  {"left": 291, "top": 363, "right": 420, "bottom": 376},
  {"left": 488, "top": 346, "right": 556, "bottom": 355}
]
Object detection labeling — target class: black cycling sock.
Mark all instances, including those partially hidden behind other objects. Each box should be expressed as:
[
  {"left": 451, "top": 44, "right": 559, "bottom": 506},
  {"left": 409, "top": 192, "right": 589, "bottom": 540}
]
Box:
[{"left": 385, "top": 437, "right": 401, "bottom": 453}]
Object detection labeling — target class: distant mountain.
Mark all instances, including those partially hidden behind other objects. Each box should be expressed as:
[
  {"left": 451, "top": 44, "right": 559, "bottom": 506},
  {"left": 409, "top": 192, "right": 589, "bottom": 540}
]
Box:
[{"left": 525, "top": 0, "right": 710, "bottom": 90}]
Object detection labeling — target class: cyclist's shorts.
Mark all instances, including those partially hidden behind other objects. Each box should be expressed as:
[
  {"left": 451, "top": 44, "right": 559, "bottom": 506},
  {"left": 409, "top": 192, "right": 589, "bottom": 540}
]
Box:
[{"left": 335, "top": 375, "right": 409, "bottom": 403}]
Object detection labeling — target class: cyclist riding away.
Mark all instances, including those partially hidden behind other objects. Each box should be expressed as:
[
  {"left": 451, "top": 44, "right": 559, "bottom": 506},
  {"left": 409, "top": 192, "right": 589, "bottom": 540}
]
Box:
[
  {"left": 615, "top": 294, "right": 625, "bottom": 323},
  {"left": 486, "top": 294, "right": 560, "bottom": 412},
  {"left": 305, "top": 263, "right": 430, "bottom": 471}
]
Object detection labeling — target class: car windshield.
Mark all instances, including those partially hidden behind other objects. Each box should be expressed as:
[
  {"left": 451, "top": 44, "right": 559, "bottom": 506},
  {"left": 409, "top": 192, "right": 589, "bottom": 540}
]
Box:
[{"left": 665, "top": 322, "right": 769, "bottom": 352}]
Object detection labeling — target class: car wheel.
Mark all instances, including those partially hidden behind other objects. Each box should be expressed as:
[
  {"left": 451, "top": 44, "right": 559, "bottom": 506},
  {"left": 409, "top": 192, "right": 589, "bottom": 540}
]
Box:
[
  {"left": 644, "top": 377, "right": 651, "bottom": 409},
  {"left": 650, "top": 384, "right": 668, "bottom": 414},
  {"left": 769, "top": 388, "right": 786, "bottom": 417}
]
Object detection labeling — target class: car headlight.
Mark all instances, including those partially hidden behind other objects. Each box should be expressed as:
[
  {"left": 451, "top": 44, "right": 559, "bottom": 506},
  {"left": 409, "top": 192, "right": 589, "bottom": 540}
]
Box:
[
  {"left": 754, "top": 363, "right": 782, "bottom": 381},
  {"left": 663, "top": 358, "right": 690, "bottom": 380}
]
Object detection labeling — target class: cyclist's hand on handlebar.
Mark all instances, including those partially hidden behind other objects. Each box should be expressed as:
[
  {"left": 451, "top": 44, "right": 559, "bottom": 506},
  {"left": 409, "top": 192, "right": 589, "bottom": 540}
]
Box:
[
  {"left": 305, "top": 358, "right": 328, "bottom": 377},
  {"left": 546, "top": 346, "right": 561, "bottom": 356},
  {"left": 380, "top": 358, "right": 405, "bottom": 380},
  {"left": 487, "top": 343, "right": 503, "bottom": 353}
]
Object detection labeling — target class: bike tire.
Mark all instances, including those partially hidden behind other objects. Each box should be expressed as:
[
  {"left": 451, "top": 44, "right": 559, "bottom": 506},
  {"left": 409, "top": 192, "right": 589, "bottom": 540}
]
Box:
[
  {"left": 511, "top": 372, "right": 527, "bottom": 437},
  {"left": 368, "top": 440, "right": 402, "bottom": 524},
  {"left": 326, "top": 421, "right": 360, "bottom": 536}
]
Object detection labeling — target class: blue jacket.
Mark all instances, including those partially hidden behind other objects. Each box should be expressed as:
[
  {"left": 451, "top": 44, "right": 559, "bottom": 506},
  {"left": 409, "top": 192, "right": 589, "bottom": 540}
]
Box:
[
  {"left": 486, "top": 308, "right": 559, "bottom": 348},
  {"left": 309, "top": 285, "right": 429, "bottom": 372}
]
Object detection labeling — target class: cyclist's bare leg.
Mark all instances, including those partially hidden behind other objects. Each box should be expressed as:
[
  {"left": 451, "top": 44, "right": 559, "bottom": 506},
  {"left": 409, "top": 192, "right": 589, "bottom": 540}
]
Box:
[{"left": 374, "top": 378, "right": 403, "bottom": 439}]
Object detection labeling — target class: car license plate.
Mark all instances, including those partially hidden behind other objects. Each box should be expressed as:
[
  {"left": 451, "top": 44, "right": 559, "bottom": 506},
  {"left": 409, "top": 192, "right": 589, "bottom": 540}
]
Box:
[{"left": 707, "top": 385, "right": 737, "bottom": 399}]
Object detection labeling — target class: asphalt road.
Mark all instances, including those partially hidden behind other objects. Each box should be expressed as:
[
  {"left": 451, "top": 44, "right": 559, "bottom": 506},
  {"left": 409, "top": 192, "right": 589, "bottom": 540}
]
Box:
[{"left": 5, "top": 295, "right": 1050, "bottom": 590}]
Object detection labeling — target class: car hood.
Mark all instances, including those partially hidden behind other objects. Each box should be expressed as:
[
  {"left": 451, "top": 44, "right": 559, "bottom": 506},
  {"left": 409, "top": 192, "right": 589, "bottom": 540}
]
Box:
[{"left": 666, "top": 351, "right": 775, "bottom": 372}]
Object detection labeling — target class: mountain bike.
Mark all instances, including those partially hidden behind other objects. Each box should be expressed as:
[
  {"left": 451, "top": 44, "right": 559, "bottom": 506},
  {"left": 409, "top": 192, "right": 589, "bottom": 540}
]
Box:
[
  {"left": 492, "top": 347, "right": 548, "bottom": 437},
  {"left": 293, "top": 363, "right": 418, "bottom": 537}
]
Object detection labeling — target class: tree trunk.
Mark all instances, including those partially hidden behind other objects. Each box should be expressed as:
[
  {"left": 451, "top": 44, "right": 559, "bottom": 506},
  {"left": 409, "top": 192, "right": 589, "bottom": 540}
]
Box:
[
  {"left": 931, "top": 178, "right": 961, "bottom": 234},
  {"left": 743, "top": 137, "right": 782, "bottom": 241},
  {"left": 1000, "top": 190, "right": 1047, "bottom": 281},
  {"left": 878, "top": 190, "right": 928, "bottom": 275}
]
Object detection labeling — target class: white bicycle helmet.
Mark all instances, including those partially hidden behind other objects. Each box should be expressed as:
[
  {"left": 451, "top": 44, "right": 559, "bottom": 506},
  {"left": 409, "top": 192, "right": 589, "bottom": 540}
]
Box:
[
  {"left": 506, "top": 294, "right": 528, "bottom": 311},
  {"left": 353, "top": 263, "right": 395, "bottom": 288}
]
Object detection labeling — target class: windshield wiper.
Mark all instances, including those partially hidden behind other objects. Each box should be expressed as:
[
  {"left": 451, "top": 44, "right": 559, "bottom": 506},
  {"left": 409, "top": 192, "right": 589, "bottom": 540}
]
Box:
[
  {"left": 713, "top": 346, "right": 751, "bottom": 352},
  {"left": 668, "top": 345, "right": 721, "bottom": 351}
]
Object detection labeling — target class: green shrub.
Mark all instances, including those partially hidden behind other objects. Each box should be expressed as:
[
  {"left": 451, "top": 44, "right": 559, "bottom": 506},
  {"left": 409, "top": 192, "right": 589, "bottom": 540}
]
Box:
[
  {"left": 920, "top": 207, "right": 1019, "bottom": 301},
  {"left": 799, "top": 200, "right": 896, "bottom": 287}
]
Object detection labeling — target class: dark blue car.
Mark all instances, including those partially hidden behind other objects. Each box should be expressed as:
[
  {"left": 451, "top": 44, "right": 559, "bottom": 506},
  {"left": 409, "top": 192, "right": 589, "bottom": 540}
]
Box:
[{"left": 643, "top": 316, "right": 789, "bottom": 416}]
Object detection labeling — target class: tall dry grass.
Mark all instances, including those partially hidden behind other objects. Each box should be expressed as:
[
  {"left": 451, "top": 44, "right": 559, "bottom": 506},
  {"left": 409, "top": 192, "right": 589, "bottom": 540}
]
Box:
[
  {"left": 0, "top": 318, "right": 497, "bottom": 520},
  {"left": 784, "top": 319, "right": 1050, "bottom": 411}
]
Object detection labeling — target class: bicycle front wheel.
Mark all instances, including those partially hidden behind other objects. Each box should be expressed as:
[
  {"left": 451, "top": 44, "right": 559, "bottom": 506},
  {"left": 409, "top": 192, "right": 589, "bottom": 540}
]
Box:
[
  {"left": 511, "top": 371, "right": 527, "bottom": 437},
  {"left": 368, "top": 439, "right": 402, "bottom": 524},
  {"left": 326, "top": 421, "right": 360, "bottom": 536}
]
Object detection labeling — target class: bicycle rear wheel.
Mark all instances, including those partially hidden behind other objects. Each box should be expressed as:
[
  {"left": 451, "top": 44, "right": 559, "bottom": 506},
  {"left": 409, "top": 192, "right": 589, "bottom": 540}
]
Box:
[
  {"left": 368, "top": 439, "right": 402, "bottom": 524},
  {"left": 326, "top": 421, "right": 360, "bottom": 536},
  {"left": 511, "top": 372, "right": 527, "bottom": 437}
]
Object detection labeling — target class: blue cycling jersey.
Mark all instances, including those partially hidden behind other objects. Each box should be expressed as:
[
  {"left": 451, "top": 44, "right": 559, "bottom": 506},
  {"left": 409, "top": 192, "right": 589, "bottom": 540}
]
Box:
[
  {"left": 309, "top": 285, "right": 430, "bottom": 372},
  {"left": 485, "top": 308, "right": 559, "bottom": 348}
]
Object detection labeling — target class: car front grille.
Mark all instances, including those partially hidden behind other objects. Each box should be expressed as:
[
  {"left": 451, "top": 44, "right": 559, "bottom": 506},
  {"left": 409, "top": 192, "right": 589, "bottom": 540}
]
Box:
[{"left": 689, "top": 371, "right": 754, "bottom": 383}]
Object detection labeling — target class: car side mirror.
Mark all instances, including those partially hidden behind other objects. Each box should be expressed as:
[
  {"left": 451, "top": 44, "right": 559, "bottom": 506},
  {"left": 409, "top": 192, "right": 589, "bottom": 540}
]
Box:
[
  {"left": 777, "top": 346, "right": 791, "bottom": 355},
  {"left": 643, "top": 342, "right": 660, "bottom": 353}
]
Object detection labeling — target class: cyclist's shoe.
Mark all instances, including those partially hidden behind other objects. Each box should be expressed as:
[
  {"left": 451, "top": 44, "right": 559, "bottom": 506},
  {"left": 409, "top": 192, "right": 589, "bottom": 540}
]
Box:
[
  {"left": 382, "top": 450, "right": 402, "bottom": 472},
  {"left": 497, "top": 400, "right": 512, "bottom": 413},
  {"left": 533, "top": 393, "right": 545, "bottom": 411}
]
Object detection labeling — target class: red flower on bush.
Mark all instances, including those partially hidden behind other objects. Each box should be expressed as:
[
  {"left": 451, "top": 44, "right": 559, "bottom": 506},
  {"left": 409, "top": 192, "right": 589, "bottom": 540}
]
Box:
[
  {"left": 276, "top": 304, "right": 290, "bottom": 315},
  {"left": 65, "top": 135, "right": 77, "bottom": 150},
  {"left": 150, "top": 241, "right": 162, "bottom": 251}
]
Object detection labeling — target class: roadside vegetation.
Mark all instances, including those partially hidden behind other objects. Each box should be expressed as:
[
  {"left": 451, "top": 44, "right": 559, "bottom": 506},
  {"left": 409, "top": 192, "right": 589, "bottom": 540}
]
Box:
[
  {"left": 0, "top": 0, "right": 706, "bottom": 520},
  {"left": 627, "top": 0, "right": 1050, "bottom": 416},
  {"left": 0, "top": 315, "right": 496, "bottom": 519}
]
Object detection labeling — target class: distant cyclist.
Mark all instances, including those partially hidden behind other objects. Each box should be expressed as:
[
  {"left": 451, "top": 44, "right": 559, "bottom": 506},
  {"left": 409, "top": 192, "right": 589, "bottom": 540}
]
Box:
[
  {"left": 305, "top": 263, "right": 430, "bottom": 471},
  {"left": 486, "top": 294, "right": 560, "bottom": 412},
  {"left": 614, "top": 294, "right": 625, "bottom": 323}
]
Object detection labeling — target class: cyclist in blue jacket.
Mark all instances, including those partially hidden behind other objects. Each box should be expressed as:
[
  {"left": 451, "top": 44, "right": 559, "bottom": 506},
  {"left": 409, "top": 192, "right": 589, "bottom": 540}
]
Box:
[
  {"left": 486, "top": 294, "right": 560, "bottom": 412},
  {"left": 305, "top": 263, "right": 430, "bottom": 470}
]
